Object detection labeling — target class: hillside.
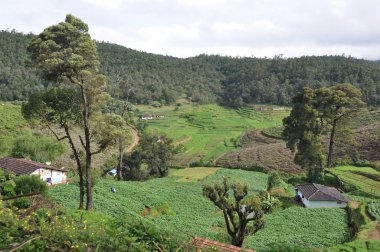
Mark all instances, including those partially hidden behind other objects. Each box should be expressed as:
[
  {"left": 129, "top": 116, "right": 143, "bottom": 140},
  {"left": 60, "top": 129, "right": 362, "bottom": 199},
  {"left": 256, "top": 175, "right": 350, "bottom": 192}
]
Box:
[{"left": 1, "top": 30, "right": 380, "bottom": 107}]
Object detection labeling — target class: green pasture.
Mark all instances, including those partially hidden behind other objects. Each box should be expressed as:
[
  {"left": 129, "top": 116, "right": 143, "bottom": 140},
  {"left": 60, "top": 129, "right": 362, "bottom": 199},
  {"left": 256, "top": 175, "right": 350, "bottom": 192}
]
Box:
[
  {"left": 137, "top": 104, "right": 289, "bottom": 166},
  {"left": 331, "top": 166, "right": 380, "bottom": 198},
  {"left": 49, "top": 167, "right": 349, "bottom": 250},
  {"left": 0, "top": 103, "right": 27, "bottom": 131}
]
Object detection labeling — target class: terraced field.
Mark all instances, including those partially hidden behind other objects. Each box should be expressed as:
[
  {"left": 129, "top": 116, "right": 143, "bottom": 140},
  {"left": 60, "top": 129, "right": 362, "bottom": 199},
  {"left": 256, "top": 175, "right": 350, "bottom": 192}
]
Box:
[
  {"left": 332, "top": 166, "right": 380, "bottom": 198},
  {"left": 137, "top": 104, "right": 289, "bottom": 166}
]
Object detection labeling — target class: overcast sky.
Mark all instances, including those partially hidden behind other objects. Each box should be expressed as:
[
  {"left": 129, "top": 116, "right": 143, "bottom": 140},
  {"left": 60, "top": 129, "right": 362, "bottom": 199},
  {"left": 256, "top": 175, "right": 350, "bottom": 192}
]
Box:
[{"left": 1, "top": 0, "right": 380, "bottom": 59}]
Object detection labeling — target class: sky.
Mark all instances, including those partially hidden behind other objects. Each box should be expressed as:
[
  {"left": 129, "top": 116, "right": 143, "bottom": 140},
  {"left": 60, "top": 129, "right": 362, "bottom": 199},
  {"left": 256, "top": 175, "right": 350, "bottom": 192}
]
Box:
[{"left": 1, "top": 0, "right": 380, "bottom": 59}]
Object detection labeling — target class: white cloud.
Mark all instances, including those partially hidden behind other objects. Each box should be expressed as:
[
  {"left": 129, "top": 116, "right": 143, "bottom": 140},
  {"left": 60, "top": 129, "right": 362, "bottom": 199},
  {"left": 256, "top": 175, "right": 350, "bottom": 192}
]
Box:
[
  {"left": 81, "top": 0, "right": 124, "bottom": 10},
  {"left": 0, "top": 0, "right": 380, "bottom": 59}
]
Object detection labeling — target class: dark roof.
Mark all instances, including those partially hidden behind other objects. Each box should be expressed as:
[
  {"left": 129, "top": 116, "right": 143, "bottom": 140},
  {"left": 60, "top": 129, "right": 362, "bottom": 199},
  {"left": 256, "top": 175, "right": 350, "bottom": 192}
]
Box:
[
  {"left": 192, "top": 237, "right": 255, "bottom": 252},
  {"left": 0, "top": 157, "right": 67, "bottom": 175},
  {"left": 297, "top": 183, "right": 348, "bottom": 202}
]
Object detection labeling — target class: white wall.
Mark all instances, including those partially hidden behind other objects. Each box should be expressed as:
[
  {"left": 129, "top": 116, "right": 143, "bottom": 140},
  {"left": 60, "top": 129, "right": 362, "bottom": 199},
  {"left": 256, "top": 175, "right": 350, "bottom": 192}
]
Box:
[
  {"left": 31, "top": 168, "right": 67, "bottom": 185},
  {"left": 297, "top": 191, "right": 347, "bottom": 208}
]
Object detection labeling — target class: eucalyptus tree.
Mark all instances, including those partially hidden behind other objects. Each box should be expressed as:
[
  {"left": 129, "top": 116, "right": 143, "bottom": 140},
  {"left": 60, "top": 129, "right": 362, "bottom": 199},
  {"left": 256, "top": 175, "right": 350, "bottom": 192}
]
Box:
[{"left": 27, "top": 14, "right": 122, "bottom": 210}]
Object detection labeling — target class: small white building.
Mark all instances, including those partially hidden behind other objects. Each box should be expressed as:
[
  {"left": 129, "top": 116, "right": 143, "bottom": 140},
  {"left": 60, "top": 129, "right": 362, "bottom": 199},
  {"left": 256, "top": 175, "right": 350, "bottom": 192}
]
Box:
[
  {"left": 139, "top": 114, "right": 154, "bottom": 120},
  {"left": 0, "top": 157, "right": 67, "bottom": 185},
  {"left": 296, "top": 183, "right": 348, "bottom": 208}
]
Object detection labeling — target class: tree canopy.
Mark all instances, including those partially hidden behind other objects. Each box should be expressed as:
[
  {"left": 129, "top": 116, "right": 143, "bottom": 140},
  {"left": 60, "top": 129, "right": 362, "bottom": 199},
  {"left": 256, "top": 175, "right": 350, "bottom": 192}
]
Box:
[{"left": 1, "top": 30, "right": 380, "bottom": 107}]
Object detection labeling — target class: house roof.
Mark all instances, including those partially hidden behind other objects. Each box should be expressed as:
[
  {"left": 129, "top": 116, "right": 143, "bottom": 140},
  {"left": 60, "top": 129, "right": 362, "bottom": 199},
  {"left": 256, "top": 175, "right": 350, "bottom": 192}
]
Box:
[
  {"left": 192, "top": 237, "right": 255, "bottom": 252},
  {"left": 297, "top": 183, "right": 348, "bottom": 202},
  {"left": 0, "top": 157, "right": 67, "bottom": 175}
]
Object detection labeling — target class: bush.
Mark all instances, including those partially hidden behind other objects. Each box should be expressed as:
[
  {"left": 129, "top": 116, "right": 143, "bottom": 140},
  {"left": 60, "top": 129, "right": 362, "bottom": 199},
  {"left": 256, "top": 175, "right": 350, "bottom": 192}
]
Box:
[
  {"left": 0, "top": 180, "right": 16, "bottom": 197},
  {"left": 368, "top": 201, "right": 380, "bottom": 220},
  {"left": 12, "top": 197, "right": 30, "bottom": 209},
  {"left": 14, "top": 175, "right": 48, "bottom": 195}
]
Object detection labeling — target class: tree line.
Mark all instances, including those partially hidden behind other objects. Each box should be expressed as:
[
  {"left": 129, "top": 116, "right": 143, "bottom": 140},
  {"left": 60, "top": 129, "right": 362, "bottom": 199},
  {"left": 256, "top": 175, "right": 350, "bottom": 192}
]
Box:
[{"left": 1, "top": 30, "right": 380, "bottom": 107}]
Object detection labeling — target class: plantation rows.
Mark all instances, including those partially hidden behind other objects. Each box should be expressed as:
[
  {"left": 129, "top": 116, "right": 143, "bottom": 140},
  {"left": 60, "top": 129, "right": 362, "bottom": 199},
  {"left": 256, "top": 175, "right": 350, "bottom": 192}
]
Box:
[
  {"left": 49, "top": 168, "right": 350, "bottom": 250},
  {"left": 142, "top": 104, "right": 288, "bottom": 166}
]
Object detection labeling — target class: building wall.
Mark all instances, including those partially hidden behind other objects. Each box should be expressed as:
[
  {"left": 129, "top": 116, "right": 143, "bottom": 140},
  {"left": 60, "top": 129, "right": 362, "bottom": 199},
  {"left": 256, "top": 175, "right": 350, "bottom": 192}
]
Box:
[
  {"left": 297, "top": 191, "right": 347, "bottom": 208},
  {"left": 31, "top": 168, "right": 67, "bottom": 185}
]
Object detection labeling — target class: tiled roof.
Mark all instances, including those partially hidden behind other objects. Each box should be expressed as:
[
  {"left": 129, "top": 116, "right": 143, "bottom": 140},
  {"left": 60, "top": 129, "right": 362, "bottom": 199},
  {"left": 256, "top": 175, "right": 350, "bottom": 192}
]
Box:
[
  {"left": 0, "top": 157, "right": 67, "bottom": 175},
  {"left": 192, "top": 237, "right": 255, "bottom": 252},
  {"left": 297, "top": 183, "right": 348, "bottom": 202}
]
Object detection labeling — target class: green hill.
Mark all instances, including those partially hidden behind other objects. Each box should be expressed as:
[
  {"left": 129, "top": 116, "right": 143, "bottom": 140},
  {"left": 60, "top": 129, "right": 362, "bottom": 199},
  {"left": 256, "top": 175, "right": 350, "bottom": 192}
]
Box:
[{"left": 1, "top": 30, "right": 380, "bottom": 107}]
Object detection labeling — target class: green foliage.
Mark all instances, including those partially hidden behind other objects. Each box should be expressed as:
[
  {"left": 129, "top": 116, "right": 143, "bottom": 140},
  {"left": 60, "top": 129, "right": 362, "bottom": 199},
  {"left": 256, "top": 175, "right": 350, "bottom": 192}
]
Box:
[
  {"left": 245, "top": 207, "right": 350, "bottom": 250},
  {"left": 14, "top": 175, "right": 48, "bottom": 195},
  {"left": 330, "top": 166, "right": 380, "bottom": 197},
  {"left": 0, "top": 103, "right": 66, "bottom": 162},
  {"left": 202, "top": 177, "right": 264, "bottom": 246},
  {"left": 12, "top": 197, "right": 30, "bottom": 209},
  {"left": 143, "top": 104, "right": 287, "bottom": 166},
  {"left": 0, "top": 180, "right": 16, "bottom": 197},
  {"left": 260, "top": 193, "right": 281, "bottom": 214},
  {"left": 367, "top": 201, "right": 380, "bottom": 220},
  {"left": 49, "top": 168, "right": 268, "bottom": 244},
  {"left": 3, "top": 30, "right": 380, "bottom": 106},
  {"left": 0, "top": 201, "right": 182, "bottom": 251}
]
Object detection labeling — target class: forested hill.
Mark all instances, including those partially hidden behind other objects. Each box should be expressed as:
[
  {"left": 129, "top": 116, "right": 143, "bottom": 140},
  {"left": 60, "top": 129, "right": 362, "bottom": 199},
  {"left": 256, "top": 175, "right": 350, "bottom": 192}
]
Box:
[{"left": 1, "top": 30, "right": 380, "bottom": 107}]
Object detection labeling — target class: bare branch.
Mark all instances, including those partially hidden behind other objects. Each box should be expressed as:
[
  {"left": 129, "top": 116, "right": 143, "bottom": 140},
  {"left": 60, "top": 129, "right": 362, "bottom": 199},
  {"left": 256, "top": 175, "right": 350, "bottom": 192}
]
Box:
[
  {"left": 79, "top": 135, "right": 86, "bottom": 149},
  {"left": 46, "top": 124, "right": 68, "bottom": 141}
]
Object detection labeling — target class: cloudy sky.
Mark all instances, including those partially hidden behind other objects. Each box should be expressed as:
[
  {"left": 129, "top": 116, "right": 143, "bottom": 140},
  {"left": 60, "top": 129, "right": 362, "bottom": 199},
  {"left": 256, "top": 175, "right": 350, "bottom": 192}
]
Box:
[{"left": 1, "top": 0, "right": 380, "bottom": 59}]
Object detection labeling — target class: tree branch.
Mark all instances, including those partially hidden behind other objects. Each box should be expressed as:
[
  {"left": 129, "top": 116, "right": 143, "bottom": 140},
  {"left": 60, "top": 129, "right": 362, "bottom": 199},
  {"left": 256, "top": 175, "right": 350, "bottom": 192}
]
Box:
[
  {"left": 46, "top": 124, "right": 68, "bottom": 141},
  {"left": 79, "top": 135, "right": 86, "bottom": 149}
]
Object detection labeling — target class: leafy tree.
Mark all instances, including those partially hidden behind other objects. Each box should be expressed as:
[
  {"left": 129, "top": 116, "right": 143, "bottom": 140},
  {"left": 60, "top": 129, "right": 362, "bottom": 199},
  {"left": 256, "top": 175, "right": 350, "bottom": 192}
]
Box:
[
  {"left": 282, "top": 87, "right": 325, "bottom": 177},
  {"left": 132, "top": 133, "right": 178, "bottom": 178},
  {"left": 283, "top": 84, "right": 366, "bottom": 177},
  {"left": 26, "top": 15, "right": 113, "bottom": 210},
  {"left": 123, "top": 133, "right": 178, "bottom": 181},
  {"left": 202, "top": 177, "right": 264, "bottom": 247},
  {"left": 315, "top": 84, "right": 365, "bottom": 167}
]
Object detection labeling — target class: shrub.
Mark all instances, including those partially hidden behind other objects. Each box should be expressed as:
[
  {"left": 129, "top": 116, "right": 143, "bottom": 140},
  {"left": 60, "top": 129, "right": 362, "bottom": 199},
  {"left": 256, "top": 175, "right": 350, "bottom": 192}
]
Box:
[
  {"left": 368, "top": 201, "right": 380, "bottom": 220},
  {"left": 0, "top": 180, "right": 16, "bottom": 197},
  {"left": 14, "top": 175, "right": 48, "bottom": 195},
  {"left": 12, "top": 197, "right": 30, "bottom": 209}
]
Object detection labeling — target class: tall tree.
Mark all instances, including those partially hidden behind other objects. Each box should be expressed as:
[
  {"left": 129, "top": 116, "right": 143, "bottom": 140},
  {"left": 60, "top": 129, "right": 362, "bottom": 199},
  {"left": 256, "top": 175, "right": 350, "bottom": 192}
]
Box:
[
  {"left": 282, "top": 87, "right": 325, "bottom": 177},
  {"left": 316, "top": 84, "right": 365, "bottom": 167},
  {"left": 202, "top": 177, "right": 264, "bottom": 247},
  {"left": 283, "top": 84, "right": 365, "bottom": 177},
  {"left": 27, "top": 14, "right": 111, "bottom": 210}
]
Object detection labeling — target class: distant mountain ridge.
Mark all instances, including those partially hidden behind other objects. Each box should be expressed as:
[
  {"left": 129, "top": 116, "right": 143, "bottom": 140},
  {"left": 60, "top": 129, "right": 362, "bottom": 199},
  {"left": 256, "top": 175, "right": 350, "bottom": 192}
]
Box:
[{"left": 1, "top": 30, "right": 380, "bottom": 107}]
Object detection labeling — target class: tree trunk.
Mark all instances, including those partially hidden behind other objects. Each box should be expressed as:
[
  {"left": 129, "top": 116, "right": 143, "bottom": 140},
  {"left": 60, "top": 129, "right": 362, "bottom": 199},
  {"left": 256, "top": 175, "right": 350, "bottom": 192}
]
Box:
[
  {"left": 80, "top": 86, "right": 93, "bottom": 211},
  {"left": 327, "top": 119, "right": 337, "bottom": 168},
  {"left": 64, "top": 126, "right": 85, "bottom": 209},
  {"left": 117, "top": 139, "right": 123, "bottom": 181},
  {"left": 232, "top": 234, "right": 244, "bottom": 247}
]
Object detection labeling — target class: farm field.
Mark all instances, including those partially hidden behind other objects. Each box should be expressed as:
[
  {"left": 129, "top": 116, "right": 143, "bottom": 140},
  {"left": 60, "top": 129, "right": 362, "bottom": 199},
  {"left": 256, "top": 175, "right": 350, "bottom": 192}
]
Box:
[
  {"left": 137, "top": 104, "right": 289, "bottom": 166},
  {"left": 331, "top": 166, "right": 380, "bottom": 198},
  {"left": 49, "top": 167, "right": 350, "bottom": 250}
]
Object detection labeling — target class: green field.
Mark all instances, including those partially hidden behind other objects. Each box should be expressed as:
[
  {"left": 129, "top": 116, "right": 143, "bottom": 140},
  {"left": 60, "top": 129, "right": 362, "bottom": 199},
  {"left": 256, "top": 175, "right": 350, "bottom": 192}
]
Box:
[
  {"left": 49, "top": 168, "right": 349, "bottom": 250},
  {"left": 138, "top": 104, "right": 289, "bottom": 166},
  {"left": 331, "top": 166, "right": 380, "bottom": 198}
]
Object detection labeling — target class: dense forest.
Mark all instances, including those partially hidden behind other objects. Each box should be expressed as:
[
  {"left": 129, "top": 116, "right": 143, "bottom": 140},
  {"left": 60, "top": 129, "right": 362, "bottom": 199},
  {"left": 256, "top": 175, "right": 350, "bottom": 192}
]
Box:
[{"left": 1, "top": 30, "right": 380, "bottom": 107}]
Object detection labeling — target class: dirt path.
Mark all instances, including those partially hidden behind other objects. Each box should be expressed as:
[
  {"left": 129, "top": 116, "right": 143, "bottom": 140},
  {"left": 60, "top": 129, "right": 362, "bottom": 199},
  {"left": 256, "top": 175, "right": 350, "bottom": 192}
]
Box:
[
  {"left": 368, "top": 222, "right": 380, "bottom": 240},
  {"left": 126, "top": 127, "right": 139, "bottom": 153}
]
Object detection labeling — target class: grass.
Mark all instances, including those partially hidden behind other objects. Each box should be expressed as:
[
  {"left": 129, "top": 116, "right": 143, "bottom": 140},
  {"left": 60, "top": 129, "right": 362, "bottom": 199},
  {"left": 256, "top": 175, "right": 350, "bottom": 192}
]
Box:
[
  {"left": 137, "top": 104, "right": 289, "bottom": 166},
  {"left": 245, "top": 207, "right": 350, "bottom": 251},
  {"left": 49, "top": 167, "right": 350, "bottom": 250},
  {"left": 331, "top": 166, "right": 380, "bottom": 197},
  {"left": 0, "top": 103, "right": 27, "bottom": 131},
  {"left": 170, "top": 167, "right": 219, "bottom": 182}
]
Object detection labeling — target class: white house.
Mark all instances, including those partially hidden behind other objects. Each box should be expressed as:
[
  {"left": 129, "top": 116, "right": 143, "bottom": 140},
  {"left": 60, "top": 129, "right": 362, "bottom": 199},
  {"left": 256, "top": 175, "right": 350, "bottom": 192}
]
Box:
[
  {"left": 139, "top": 114, "right": 154, "bottom": 120},
  {"left": 0, "top": 157, "right": 67, "bottom": 185},
  {"left": 296, "top": 183, "right": 348, "bottom": 208}
]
